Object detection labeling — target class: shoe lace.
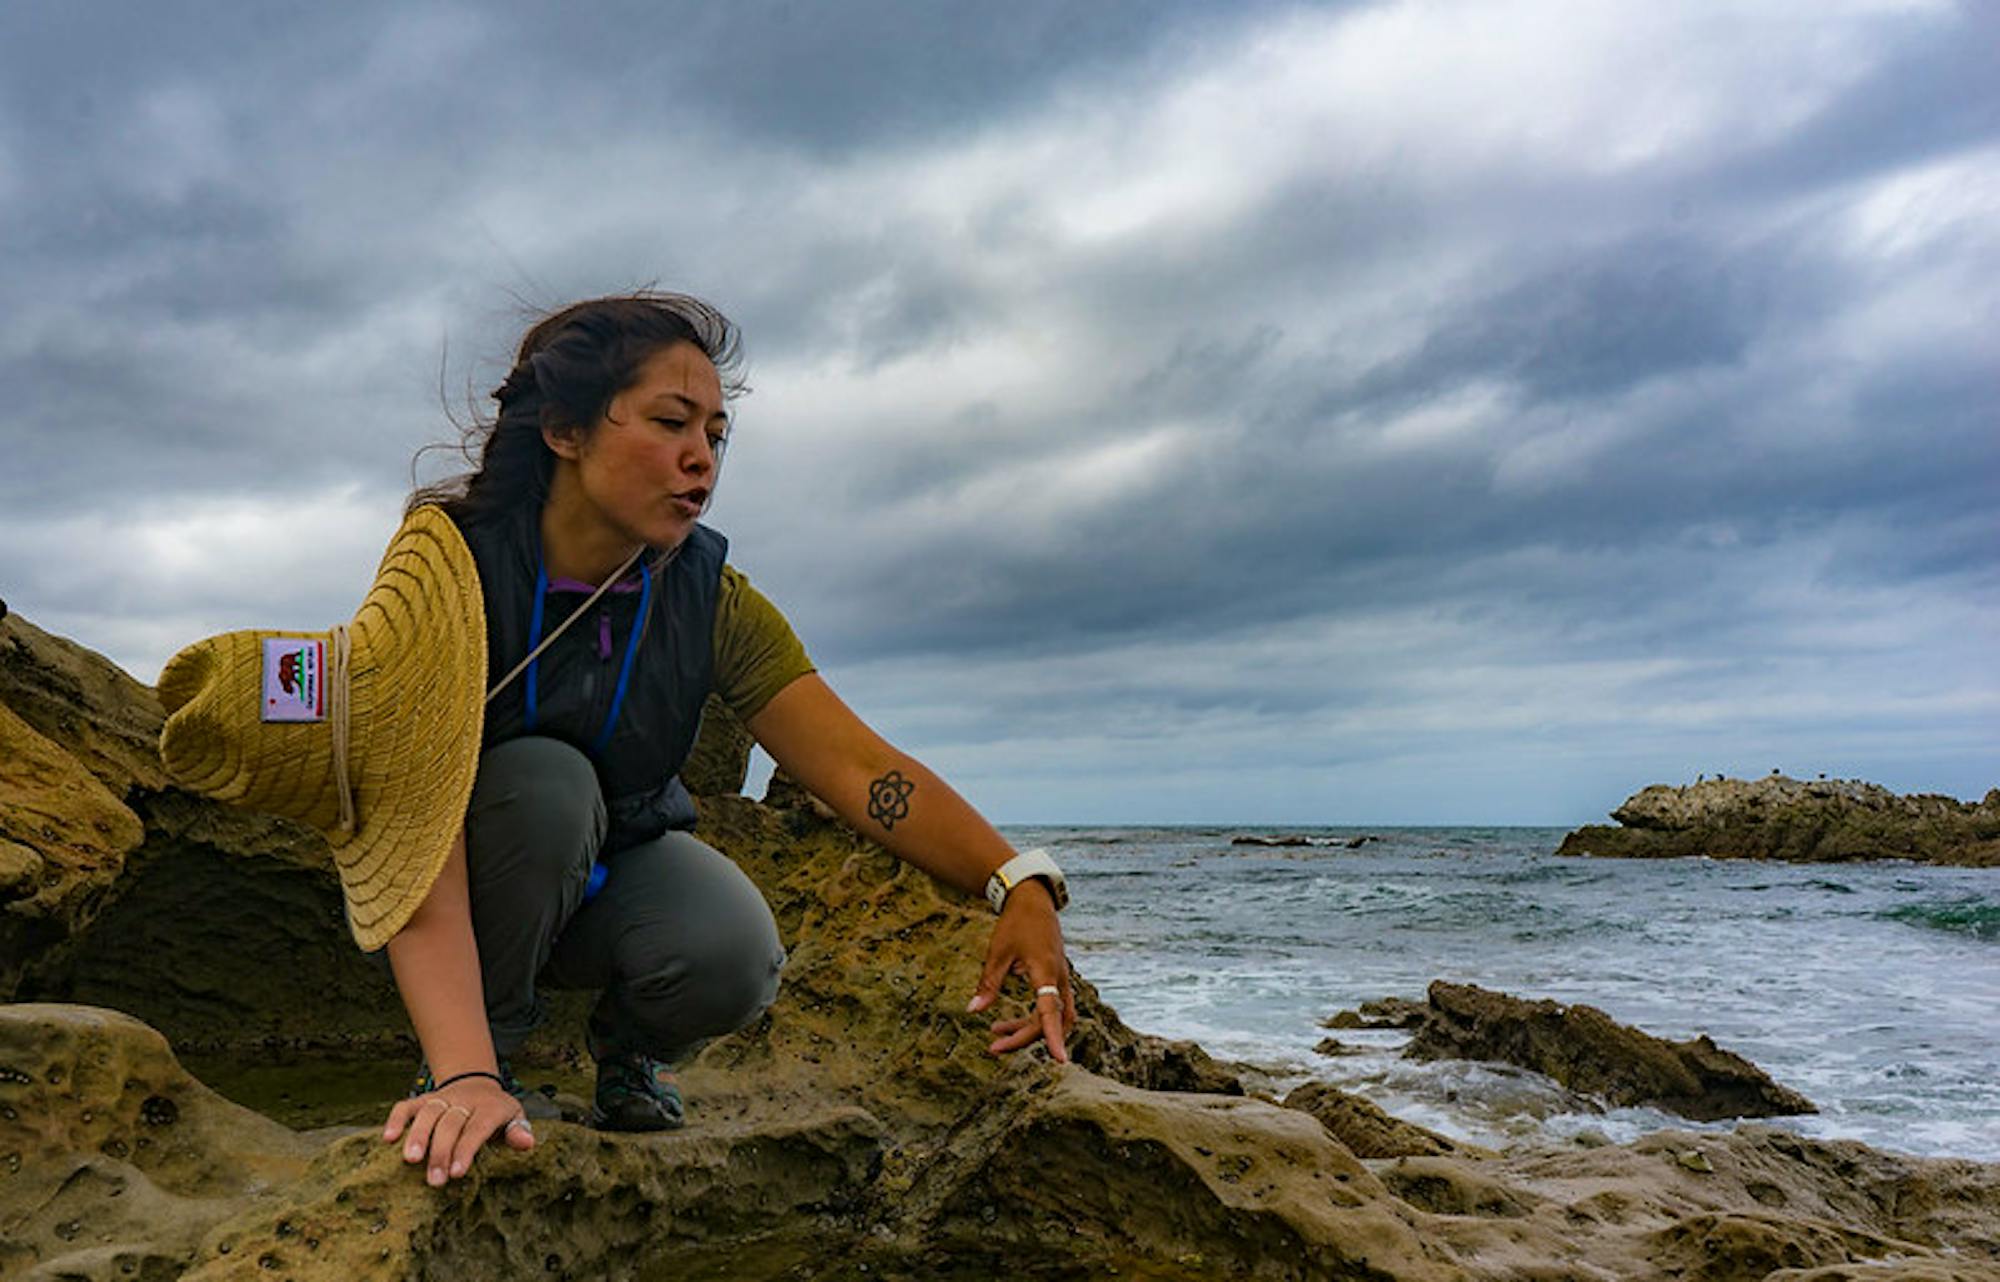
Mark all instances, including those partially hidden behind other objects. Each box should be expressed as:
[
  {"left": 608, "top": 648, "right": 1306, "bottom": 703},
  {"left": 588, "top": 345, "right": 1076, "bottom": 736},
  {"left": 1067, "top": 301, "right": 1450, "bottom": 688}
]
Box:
[{"left": 600, "top": 1052, "right": 679, "bottom": 1108}]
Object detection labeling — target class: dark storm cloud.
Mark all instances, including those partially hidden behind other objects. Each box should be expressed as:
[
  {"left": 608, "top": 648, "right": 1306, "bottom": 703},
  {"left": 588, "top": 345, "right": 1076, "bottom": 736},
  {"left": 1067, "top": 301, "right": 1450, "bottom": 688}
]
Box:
[
  {"left": 785, "top": 197, "right": 1991, "bottom": 666},
  {"left": 524, "top": 0, "right": 1315, "bottom": 151},
  {"left": 0, "top": 0, "right": 1306, "bottom": 508}
]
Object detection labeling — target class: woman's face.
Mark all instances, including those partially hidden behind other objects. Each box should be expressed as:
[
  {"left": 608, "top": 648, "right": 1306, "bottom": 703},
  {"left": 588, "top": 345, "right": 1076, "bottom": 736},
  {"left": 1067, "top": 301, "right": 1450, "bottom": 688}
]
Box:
[{"left": 555, "top": 341, "right": 729, "bottom": 549}]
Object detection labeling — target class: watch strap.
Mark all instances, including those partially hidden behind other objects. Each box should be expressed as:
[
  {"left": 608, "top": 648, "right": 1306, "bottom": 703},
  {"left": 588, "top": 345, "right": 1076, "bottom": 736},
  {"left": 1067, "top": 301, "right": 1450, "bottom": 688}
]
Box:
[{"left": 984, "top": 847, "right": 1069, "bottom": 914}]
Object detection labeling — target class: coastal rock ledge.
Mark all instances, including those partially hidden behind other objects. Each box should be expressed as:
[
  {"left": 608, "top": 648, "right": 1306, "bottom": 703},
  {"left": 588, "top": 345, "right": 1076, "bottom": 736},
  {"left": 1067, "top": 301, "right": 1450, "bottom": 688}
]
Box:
[
  {"left": 1558, "top": 775, "right": 2000, "bottom": 867},
  {"left": 5, "top": 612, "right": 2000, "bottom": 1279}
]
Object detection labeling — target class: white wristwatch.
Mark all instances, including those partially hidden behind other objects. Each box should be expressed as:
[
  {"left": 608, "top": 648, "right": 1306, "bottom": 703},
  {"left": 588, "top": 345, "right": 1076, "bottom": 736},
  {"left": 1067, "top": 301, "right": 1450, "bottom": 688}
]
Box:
[{"left": 984, "top": 847, "right": 1069, "bottom": 914}]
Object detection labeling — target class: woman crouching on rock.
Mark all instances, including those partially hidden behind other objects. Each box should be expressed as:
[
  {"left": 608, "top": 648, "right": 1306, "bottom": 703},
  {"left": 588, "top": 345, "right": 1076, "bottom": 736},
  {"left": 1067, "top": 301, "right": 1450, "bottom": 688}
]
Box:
[{"left": 157, "top": 291, "right": 1074, "bottom": 1187}]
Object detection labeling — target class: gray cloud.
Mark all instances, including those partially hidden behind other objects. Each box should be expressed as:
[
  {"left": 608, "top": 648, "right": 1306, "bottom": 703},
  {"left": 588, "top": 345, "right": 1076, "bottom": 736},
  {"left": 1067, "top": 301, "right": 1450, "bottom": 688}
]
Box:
[{"left": 2, "top": 0, "right": 1994, "bottom": 821}]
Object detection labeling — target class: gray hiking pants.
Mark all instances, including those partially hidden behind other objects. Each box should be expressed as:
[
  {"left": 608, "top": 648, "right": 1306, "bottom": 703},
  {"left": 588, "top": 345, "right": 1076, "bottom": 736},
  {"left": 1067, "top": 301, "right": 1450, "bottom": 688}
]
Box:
[{"left": 463, "top": 736, "right": 786, "bottom": 1061}]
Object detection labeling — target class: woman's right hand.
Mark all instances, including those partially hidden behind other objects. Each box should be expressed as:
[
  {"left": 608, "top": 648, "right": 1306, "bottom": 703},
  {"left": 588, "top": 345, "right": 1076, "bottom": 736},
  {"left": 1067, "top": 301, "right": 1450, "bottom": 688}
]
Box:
[
  {"left": 382, "top": 1076, "right": 535, "bottom": 1185},
  {"left": 382, "top": 832, "right": 535, "bottom": 1185}
]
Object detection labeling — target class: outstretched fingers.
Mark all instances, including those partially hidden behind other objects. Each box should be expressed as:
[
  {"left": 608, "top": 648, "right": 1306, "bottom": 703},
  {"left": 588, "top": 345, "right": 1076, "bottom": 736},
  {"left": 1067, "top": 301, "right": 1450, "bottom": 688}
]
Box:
[{"left": 985, "top": 965, "right": 1072, "bottom": 1062}]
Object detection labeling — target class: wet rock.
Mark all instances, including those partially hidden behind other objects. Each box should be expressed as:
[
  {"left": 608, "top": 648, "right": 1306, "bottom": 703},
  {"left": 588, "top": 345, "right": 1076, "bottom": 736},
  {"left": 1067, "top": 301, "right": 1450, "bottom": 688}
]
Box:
[
  {"left": 1312, "top": 1036, "right": 1369, "bottom": 1057},
  {"left": 1557, "top": 775, "right": 2000, "bottom": 867},
  {"left": 1403, "top": 981, "right": 1816, "bottom": 1121},
  {"left": 1322, "top": 996, "right": 1429, "bottom": 1031},
  {"left": 1229, "top": 833, "right": 1315, "bottom": 847}
]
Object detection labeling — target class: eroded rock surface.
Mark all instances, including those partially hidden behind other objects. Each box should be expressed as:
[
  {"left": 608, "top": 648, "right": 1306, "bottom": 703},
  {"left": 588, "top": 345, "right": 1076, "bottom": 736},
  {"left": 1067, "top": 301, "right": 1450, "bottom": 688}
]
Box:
[
  {"left": 1281, "top": 1081, "right": 1468, "bottom": 1160},
  {"left": 0, "top": 617, "right": 159, "bottom": 998},
  {"left": 3, "top": 613, "right": 1999, "bottom": 1280},
  {"left": 0, "top": 1004, "right": 320, "bottom": 1280},
  {"left": 678, "top": 692, "right": 753, "bottom": 797},
  {"left": 1558, "top": 775, "right": 2000, "bottom": 866},
  {"left": 8, "top": 1001, "right": 1998, "bottom": 1281},
  {"left": 1399, "top": 981, "right": 1815, "bottom": 1122}
]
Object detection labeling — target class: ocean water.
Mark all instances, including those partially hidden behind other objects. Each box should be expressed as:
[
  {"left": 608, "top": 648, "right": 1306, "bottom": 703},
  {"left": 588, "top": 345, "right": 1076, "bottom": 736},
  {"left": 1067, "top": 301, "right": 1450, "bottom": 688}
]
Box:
[{"left": 999, "top": 825, "right": 2000, "bottom": 1162}]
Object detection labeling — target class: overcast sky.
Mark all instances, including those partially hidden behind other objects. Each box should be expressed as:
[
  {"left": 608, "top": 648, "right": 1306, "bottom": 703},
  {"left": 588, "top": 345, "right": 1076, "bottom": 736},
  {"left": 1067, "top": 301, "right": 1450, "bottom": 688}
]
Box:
[{"left": 3, "top": 0, "right": 1994, "bottom": 824}]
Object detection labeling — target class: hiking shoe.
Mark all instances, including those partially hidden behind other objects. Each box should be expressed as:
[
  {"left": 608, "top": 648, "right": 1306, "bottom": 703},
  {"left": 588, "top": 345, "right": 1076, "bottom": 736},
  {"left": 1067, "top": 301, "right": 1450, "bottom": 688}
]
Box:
[
  {"left": 589, "top": 1051, "right": 685, "bottom": 1132},
  {"left": 410, "top": 1058, "right": 561, "bottom": 1122}
]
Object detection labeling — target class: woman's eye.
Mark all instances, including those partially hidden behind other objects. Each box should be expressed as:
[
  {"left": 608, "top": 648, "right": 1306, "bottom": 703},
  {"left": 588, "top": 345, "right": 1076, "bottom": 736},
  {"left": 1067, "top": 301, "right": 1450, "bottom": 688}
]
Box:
[
  {"left": 708, "top": 433, "right": 729, "bottom": 450},
  {"left": 653, "top": 417, "right": 686, "bottom": 431}
]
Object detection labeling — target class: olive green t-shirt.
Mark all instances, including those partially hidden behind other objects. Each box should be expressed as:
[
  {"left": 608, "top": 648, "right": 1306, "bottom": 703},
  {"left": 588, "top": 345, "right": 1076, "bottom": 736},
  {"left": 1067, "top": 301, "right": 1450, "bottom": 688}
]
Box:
[{"left": 711, "top": 565, "right": 816, "bottom": 722}]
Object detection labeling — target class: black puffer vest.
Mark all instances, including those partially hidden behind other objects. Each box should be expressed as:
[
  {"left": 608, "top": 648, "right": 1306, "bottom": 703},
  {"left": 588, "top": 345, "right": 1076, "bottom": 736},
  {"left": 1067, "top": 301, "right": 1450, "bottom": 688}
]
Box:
[{"left": 456, "top": 507, "right": 726, "bottom": 851}]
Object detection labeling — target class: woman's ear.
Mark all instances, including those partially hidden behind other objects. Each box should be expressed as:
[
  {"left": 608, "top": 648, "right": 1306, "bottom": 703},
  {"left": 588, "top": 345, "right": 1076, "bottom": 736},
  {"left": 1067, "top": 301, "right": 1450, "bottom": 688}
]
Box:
[{"left": 541, "top": 422, "right": 584, "bottom": 461}]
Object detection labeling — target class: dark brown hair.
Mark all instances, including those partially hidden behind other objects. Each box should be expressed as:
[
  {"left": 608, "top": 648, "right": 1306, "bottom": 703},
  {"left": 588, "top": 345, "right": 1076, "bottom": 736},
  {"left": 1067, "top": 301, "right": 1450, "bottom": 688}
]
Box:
[{"left": 409, "top": 290, "right": 745, "bottom": 525}]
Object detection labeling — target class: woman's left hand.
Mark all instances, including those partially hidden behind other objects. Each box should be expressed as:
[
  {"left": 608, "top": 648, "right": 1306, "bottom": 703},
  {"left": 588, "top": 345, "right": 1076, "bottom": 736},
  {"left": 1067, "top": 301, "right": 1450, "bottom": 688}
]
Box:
[
  {"left": 744, "top": 677, "right": 1079, "bottom": 1059},
  {"left": 966, "top": 879, "right": 1075, "bottom": 1062}
]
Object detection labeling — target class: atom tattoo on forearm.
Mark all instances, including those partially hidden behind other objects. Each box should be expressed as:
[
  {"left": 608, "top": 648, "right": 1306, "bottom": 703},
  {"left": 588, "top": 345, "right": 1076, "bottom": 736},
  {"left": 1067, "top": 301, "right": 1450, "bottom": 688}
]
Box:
[{"left": 867, "top": 769, "right": 916, "bottom": 831}]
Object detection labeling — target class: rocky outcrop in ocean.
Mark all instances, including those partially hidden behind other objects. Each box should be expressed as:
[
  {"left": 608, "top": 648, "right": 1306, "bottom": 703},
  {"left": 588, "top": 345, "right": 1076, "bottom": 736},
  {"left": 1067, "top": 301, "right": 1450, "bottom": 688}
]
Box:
[
  {"left": 1558, "top": 775, "right": 2000, "bottom": 867},
  {"left": 1396, "top": 981, "right": 1815, "bottom": 1122},
  {"left": 4, "top": 610, "right": 1999, "bottom": 1280}
]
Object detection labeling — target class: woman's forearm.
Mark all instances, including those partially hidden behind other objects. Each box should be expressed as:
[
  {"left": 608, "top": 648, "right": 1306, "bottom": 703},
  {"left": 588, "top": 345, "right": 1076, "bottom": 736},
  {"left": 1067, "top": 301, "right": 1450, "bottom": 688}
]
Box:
[
  {"left": 385, "top": 831, "right": 500, "bottom": 1078},
  {"left": 749, "top": 673, "right": 1071, "bottom": 1061},
  {"left": 836, "top": 752, "right": 1018, "bottom": 894},
  {"left": 748, "top": 676, "right": 1024, "bottom": 895}
]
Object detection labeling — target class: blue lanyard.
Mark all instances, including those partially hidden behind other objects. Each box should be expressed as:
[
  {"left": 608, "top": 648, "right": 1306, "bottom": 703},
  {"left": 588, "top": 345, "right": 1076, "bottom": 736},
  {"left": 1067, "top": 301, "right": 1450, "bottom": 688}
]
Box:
[{"left": 524, "top": 552, "right": 651, "bottom": 758}]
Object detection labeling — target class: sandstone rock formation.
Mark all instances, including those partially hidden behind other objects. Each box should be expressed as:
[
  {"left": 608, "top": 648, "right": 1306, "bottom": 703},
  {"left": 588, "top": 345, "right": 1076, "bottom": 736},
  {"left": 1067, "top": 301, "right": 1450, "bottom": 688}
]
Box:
[
  {"left": 1280, "top": 1081, "right": 1469, "bottom": 1160},
  {"left": 678, "top": 693, "right": 753, "bottom": 797},
  {"left": 1558, "top": 775, "right": 2000, "bottom": 867},
  {"left": 2, "top": 610, "right": 412, "bottom": 1053},
  {"left": 9, "top": 1000, "right": 1999, "bottom": 1281},
  {"left": 0, "top": 1004, "right": 323, "bottom": 1279},
  {"left": 4, "top": 611, "right": 1999, "bottom": 1280},
  {"left": 1393, "top": 981, "right": 1815, "bottom": 1122}
]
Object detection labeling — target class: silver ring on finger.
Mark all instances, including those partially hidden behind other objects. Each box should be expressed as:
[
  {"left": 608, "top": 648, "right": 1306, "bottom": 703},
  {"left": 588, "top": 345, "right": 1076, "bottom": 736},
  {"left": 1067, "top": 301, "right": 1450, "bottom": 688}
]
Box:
[
  {"left": 418, "top": 1096, "right": 449, "bottom": 1111},
  {"left": 1035, "top": 984, "right": 1061, "bottom": 999},
  {"left": 446, "top": 1104, "right": 472, "bottom": 1119}
]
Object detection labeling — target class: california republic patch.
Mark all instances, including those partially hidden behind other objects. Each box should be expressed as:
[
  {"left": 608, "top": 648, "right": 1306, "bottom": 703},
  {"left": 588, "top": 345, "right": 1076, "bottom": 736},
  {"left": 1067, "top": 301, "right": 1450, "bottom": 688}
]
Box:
[{"left": 262, "top": 637, "right": 324, "bottom": 722}]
